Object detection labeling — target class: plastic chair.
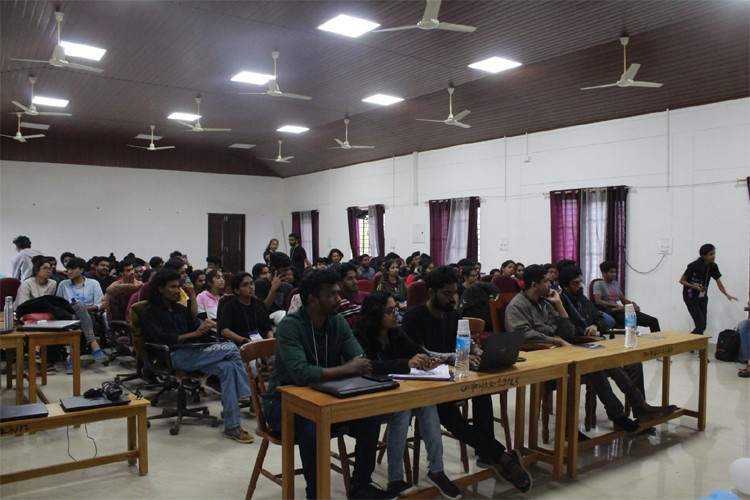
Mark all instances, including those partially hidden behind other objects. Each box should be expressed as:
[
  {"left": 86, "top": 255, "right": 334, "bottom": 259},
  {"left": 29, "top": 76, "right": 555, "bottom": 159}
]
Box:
[
  {"left": 491, "top": 275, "right": 521, "bottom": 294},
  {"left": 356, "top": 280, "right": 372, "bottom": 293},
  {"left": 406, "top": 281, "right": 428, "bottom": 309},
  {"left": 0, "top": 278, "right": 21, "bottom": 310}
]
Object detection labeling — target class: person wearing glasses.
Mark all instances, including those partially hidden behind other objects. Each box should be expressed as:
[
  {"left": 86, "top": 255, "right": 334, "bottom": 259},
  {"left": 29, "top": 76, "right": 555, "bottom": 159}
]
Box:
[{"left": 218, "top": 272, "right": 274, "bottom": 345}]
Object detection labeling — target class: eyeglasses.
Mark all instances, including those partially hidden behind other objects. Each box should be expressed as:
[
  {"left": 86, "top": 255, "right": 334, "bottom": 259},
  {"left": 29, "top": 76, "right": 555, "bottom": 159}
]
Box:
[{"left": 384, "top": 307, "right": 397, "bottom": 315}]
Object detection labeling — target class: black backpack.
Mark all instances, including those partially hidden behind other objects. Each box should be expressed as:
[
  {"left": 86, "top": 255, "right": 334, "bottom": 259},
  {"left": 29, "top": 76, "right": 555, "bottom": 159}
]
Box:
[{"left": 715, "top": 329, "right": 740, "bottom": 362}]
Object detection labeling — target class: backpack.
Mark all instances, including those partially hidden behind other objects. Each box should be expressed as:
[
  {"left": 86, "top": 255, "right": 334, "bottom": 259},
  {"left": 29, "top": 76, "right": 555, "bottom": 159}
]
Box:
[
  {"left": 458, "top": 282, "right": 499, "bottom": 332},
  {"left": 715, "top": 329, "right": 740, "bottom": 362},
  {"left": 15, "top": 295, "right": 76, "bottom": 321}
]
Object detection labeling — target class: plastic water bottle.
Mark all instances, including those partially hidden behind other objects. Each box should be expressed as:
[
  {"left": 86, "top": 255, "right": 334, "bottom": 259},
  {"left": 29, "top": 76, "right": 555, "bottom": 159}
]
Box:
[
  {"left": 2, "top": 296, "right": 13, "bottom": 333},
  {"left": 624, "top": 303, "right": 638, "bottom": 348},
  {"left": 454, "top": 319, "right": 471, "bottom": 379}
]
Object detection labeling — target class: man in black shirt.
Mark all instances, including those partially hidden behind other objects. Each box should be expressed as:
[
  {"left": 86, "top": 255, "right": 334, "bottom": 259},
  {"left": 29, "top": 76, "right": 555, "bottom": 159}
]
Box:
[
  {"left": 218, "top": 272, "right": 273, "bottom": 344},
  {"left": 288, "top": 232, "right": 311, "bottom": 277},
  {"left": 402, "top": 266, "right": 532, "bottom": 493},
  {"left": 254, "top": 252, "right": 294, "bottom": 323}
]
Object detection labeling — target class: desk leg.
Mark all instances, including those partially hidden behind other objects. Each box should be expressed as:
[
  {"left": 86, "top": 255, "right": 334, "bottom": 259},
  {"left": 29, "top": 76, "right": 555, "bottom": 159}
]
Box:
[
  {"left": 514, "top": 386, "right": 526, "bottom": 451},
  {"left": 661, "top": 355, "right": 671, "bottom": 407},
  {"left": 28, "top": 345, "right": 37, "bottom": 404},
  {"left": 14, "top": 345, "right": 23, "bottom": 405},
  {"left": 137, "top": 409, "right": 149, "bottom": 475},
  {"left": 127, "top": 415, "right": 137, "bottom": 465},
  {"left": 281, "top": 399, "right": 295, "bottom": 499},
  {"left": 316, "top": 410, "right": 332, "bottom": 500},
  {"left": 72, "top": 340, "right": 81, "bottom": 396},
  {"left": 553, "top": 372, "right": 567, "bottom": 480},
  {"left": 566, "top": 365, "right": 581, "bottom": 479},
  {"left": 40, "top": 346, "right": 48, "bottom": 386},
  {"left": 698, "top": 348, "right": 707, "bottom": 430},
  {"left": 528, "top": 383, "right": 539, "bottom": 449}
]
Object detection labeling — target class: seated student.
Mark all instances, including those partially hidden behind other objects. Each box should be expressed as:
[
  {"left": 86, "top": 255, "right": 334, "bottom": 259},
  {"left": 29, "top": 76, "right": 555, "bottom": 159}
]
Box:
[
  {"left": 406, "top": 257, "right": 434, "bottom": 286},
  {"left": 196, "top": 269, "right": 224, "bottom": 328},
  {"left": 357, "top": 254, "right": 375, "bottom": 281},
  {"left": 488, "top": 268, "right": 501, "bottom": 277},
  {"left": 402, "top": 266, "right": 531, "bottom": 493},
  {"left": 354, "top": 292, "right": 461, "bottom": 499},
  {"left": 262, "top": 269, "right": 392, "bottom": 499},
  {"left": 46, "top": 256, "right": 65, "bottom": 283},
  {"left": 376, "top": 259, "right": 408, "bottom": 306},
  {"left": 251, "top": 262, "right": 269, "bottom": 282},
  {"left": 90, "top": 256, "right": 116, "bottom": 293},
  {"left": 327, "top": 248, "right": 344, "bottom": 267},
  {"left": 738, "top": 301, "right": 749, "bottom": 378},
  {"left": 337, "top": 263, "right": 369, "bottom": 327},
  {"left": 149, "top": 256, "right": 164, "bottom": 271},
  {"left": 312, "top": 257, "right": 327, "bottom": 270},
  {"left": 56, "top": 257, "right": 108, "bottom": 364},
  {"left": 593, "top": 261, "right": 661, "bottom": 332},
  {"left": 141, "top": 270, "right": 252, "bottom": 443},
  {"left": 206, "top": 255, "right": 222, "bottom": 272},
  {"left": 133, "top": 258, "right": 146, "bottom": 282},
  {"left": 500, "top": 260, "right": 516, "bottom": 278},
  {"left": 163, "top": 258, "right": 198, "bottom": 318},
  {"left": 109, "top": 259, "right": 143, "bottom": 288},
  {"left": 457, "top": 265, "right": 478, "bottom": 297},
  {"left": 59, "top": 251, "right": 76, "bottom": 278},
  {"left": 16, "top": 257, "right": 57, "bottom": 306},
  {"left": 514, "top": 262, "right": 525, "bottom": 288},
  {"left": 254, "top": 253, "right": 294, "bottom": 324},
  {"left": 190, "top": 269, "right": 207, "bottom": 294},
  {"left": 218, "top": 272, "right": 273, "bottom": 345}
]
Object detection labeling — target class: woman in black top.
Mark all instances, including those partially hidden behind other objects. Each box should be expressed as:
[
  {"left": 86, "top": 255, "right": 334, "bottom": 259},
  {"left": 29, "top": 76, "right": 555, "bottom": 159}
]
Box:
[
  {"left": 263, "top": 238, "right": 279, "bottom": 265},
  {"left": 218, "top": 272, "right": 274, "bottom": 345},
  {"left": 679, "top": 244, "right": 737, "bottom": 334}
]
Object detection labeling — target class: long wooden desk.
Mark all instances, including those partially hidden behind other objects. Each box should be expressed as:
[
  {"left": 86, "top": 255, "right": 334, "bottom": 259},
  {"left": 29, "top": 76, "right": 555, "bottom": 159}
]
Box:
[
  {"left": 0, "top": 394, "right": 149, "bottom": 484},
  {"left": 564, "top": 332, "right": 708, "bottom": 478},
  {"left": 0, "top": 332, "right": 25, "bottom": 404},
  {"left": 279, "top": 356, "right": 568, "bottom": 499},
  {"left": 25, "top": 329, "right": 82, "bottom": 403}
]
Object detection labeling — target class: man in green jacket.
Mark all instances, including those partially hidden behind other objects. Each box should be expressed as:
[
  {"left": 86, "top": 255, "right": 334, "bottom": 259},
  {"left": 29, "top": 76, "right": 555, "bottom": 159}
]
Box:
[{"left": 263, "top": 269, "right": 394, "bottom": 500}]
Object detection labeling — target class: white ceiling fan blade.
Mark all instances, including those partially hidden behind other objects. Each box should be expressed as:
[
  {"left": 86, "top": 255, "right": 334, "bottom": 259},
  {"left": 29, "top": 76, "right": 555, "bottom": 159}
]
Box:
[
  {"left": 199, "top": 127, "right": 232, "bottom": 132},
  {"left": 416, "top": 118, "right": 447, "bottom": 123},
  {"left": 436, "top": 22, "right": 477, "bottom": 32},
  {"left": 334, "top": 138, "right": 345, "bottom": 146},
  {"left": 629, "top": 81, "right": 663, "bottom": 88},
  {"left": 151, "top": 146, "right": 175, "bottom": 150},
  {"left": 177, "top": 121, "right": 195, "bottom": 129},
  {"left": 621, "top": 63, "right": 641, "bottom": 81},
  {"left": 453, "top": 110, "right": 471, "bottom": 121},
  {"left": 373, "top": 25, "right": 417, "bottom": 32},
  {"left": 580, "top": 83, "right": 618, "bottom": 90},
  {"left": 36, "top": 111, "right": 72, "bottom": 116},
  {"left": 238, "top": 92, "right": 269, "bottom": 95},
  {"left": 349, "top": 145, "right": 375, "bottom": 149},
  {"left": 11, "top": 101, "right": 33, "bottom": 113},
  {"left": 64, "top": 61, "right": 104, "bottom": 73},
  {"left": 22, "top": 134, "right": 45, "bottom": 139},
  {"left": 127, "top": 144, "right": 150, "bottom": 149},
  {"left": 423, "top": 0, "right": 442, "bottom": 21},
  {"left": 278, "top": 92, "right": 312, "bottom": 100},
  {"left": 329, "top": 146, "right": 345, "bottom": 150},
  {"left": 280, "top": 156, "right": 294, "bottom": 161},
  {"left": 0, "top": 134, "right": 18, "bottom": 139},
  {"left": 8, "top": 57, "right": 50, "bottom": 64},
  {"left": 451, "top": 122, "right": 472, "bottom": 129}
]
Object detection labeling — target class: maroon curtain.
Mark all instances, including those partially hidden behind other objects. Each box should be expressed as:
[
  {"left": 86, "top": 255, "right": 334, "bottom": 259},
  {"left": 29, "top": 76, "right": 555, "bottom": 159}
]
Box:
[
  {"left": 346, "top": 207, "right": 360, "bottom": 258},
  {"left": 467, "top": 197, "right": 480, "bottom": 262},
  {"left": 373, "top": 204, "right": 386, "bottom": 257},
  {"left": 550, "top": 190, "right": 580, "bottom": 265},
  {"left": 429, "top": 200, "right": 451, "bottom": 265},
  {"left": 605, "top": 186, "right": 629, "bottom": 292},
  {"left": 311, "top": 210, "right": 319, "bottom": 260},
  {"left": 291, "top": 212, "right": 301, "bottom": 244}
]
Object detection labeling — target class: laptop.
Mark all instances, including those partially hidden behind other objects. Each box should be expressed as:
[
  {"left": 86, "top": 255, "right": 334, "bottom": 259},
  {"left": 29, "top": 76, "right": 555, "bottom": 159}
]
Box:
[
  {"left": 60, "top": 394, "right": 130, "bottom": 412},
  {"left": 0, "top": 402, "right": 49, "bottom": 423},
  {"left": 18, "top": 319, "right": 81, "bottom": 332},
  {"left": 310, "top": 376, "right": 399, "bottom": 399},
  {"left": 473, "top": 331, "right": 525, "bottom": 372}
]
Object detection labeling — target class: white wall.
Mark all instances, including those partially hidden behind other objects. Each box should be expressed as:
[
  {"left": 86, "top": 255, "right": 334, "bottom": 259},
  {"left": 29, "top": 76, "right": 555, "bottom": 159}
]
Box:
[{"left": 283, "top": 98, "right": 750, "bottom": 336}]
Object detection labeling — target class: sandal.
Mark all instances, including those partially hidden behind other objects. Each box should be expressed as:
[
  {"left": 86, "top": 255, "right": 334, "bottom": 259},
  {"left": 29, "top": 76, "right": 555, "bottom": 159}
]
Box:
[
  {"left": 738, "top": 368, "right": 750, "bottom": 378},
  {"left": 499, "top": 449, "right": 533, "bottom": 493}
]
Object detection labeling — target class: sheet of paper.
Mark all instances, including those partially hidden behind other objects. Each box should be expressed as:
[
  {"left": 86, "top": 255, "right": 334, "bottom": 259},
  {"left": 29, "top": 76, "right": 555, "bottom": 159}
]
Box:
[{"left": 390, "top": 363, "right": 451, "bottom": 380}]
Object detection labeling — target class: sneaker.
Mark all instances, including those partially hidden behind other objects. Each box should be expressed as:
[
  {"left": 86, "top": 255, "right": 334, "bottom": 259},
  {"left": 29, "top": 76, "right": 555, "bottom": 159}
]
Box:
[
  {"left": 386, "top": 480, "right": 417, "bottom": 497},
  {"left": 223, "top": 426, "right": 254, "bottom": 444},
  {"left": 204, "top": 375, "right": 222, "bottom": 395},
  {"left": 45, "top": 363, "right": 58, "bottom": 375},
  {"left": 613, "top": 416, "right": 639, "bottom": 433},
  {"left": 348, "top": 483, "right": 397, "bottom": 500},
  {"left": 92, "top": 349, "right": 108, "bottom": 364},
  {"left": 426, "top": 470, "right": 461, "bottom": 499},
  {"left": 66, "top": 361, "right": 74, "bottom": 375},
  {"left": 476, "top": 457, "right": 504, "bottom": 480}
]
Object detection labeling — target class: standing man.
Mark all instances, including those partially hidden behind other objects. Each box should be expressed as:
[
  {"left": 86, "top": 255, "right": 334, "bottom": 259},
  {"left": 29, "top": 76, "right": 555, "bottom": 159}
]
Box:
[
  {"left": 357, "top": 254, "right": 375, "bottom": 281},
  {"left": 262, "top": 269, "right": 392, "bottom": 499},
  {"left": 337, "top": 263, "right": 369, "bottom": 327},
  {"left": 593, "top": 261, "right": 659, "bottom": 332},
  {"left": 11, "top": 235, "right": 43, "bottom": 280},
  {"left": 288, "top": 232, "right": 311, "bottom": 277}
]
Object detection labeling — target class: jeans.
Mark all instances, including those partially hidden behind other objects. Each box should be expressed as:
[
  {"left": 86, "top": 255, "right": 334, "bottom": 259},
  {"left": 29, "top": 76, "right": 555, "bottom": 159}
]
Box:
[
  {"left": 588, "top": 368, "right": 645, "bottom": 421},
  {"left": 436, "top": 395, "right": 505, "bottom": 463},
  {"left": 266, "top": 398, "right": 381, "bottom": 499},
  {"left": 70, "top": 301, "right": 96, "bottom": 344},
  {"left": 386, "top": 406, "right": 443, "bottom": 482},
  {"left": 602, "top": 313, "right": 616, "bottom": 330},
  {"left": 610, "top": 310, "right": 661, "bottom": 332},
  {"left": 170, "top": 343, "right": 250, "bottom": 429},
  {"left": 738, "top": 320, "right": 750, "bottom": 362},
  {"left": 683, "top": 295, "right": 708, "bottom": 334}
]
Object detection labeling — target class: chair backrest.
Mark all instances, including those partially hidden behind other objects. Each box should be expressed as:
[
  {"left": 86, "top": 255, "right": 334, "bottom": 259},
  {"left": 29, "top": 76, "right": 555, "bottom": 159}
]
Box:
[
  {"left": 285, "top": 287, "right": 299, "bottom": 312},
  {"left": 0, "top": 278, "right": 22, "bottom": 310},
  {"left": 106, "top": 283, "right": 141, "bottom": 322},
  {"left": 357, "top": 280, "right": 372, "bottom": 293},
  {"left": 137, "top": 281, "right": 153, "bottom": 301},
  {"left": 218, "top": 293, "right": 235, "bottom": 314},
  {"left": 491, "top": 275, "right": 521, "bottom": 294},
  {"left": 222, "top": 272, "right": 233, "bottom": 295},
  {"left": 129, "top": 300, "right": 149, "bottom": 361},
  {"left": 479, "top": 275, "right": 493, "bottom": 283},
  {"left": 406, "top": 280, "right": 429, "bottom": 309},
  {"left": 464, "top": 317, "right": 485, "bottom": 334},
  {"left": 489, "top": 292, "right": 518, "bottom": 333},
  {"left": 588, "top": 278, "right": 602, "bottom": 301},
  {"left": 371, "top": 272, "right": 382, "bottom": 289},
  {"left": 240, "top": 339, "right": 276, "bottom": 436}
]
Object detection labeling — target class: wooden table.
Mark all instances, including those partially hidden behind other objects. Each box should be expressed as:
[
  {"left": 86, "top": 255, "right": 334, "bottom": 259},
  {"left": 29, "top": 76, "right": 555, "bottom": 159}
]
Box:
[
  {"left": 565, "top": 332, "right": 708, "bottom": 478},
  {"left": 24, "top": 329, "right": 82, "bottom": 403},
  {"left": 279, "top": 356, "right": 568, "bottom": 499},
  {"left": 0, "top": 331, "right": 25, "bottom": 404},
  {"left": 0, "top": 395, "right": 149, "bottom": 484}
]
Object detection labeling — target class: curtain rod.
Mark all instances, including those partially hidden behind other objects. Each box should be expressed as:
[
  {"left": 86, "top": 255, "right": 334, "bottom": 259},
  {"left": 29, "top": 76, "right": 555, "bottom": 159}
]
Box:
[{"left": 543, "top": 186, "right": 630, "bottom": 196}]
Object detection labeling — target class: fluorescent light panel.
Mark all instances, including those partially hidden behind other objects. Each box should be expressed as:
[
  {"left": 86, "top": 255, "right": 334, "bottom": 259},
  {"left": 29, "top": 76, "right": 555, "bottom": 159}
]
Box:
[
  {"left": 32, "top": 95, "right": 68, "bottom": 107},
  {"left": 20, "top": 122, "right": 50, "bottom": 130},
  {"left": 318, "top": 14, "right": 379, "bottom": 38},
  {"left": 167, "top": 112, "right": 201, "bottom": 121},
  {"left": 362, "top": 94, "right": 403, "bottom": 106},
  {"left": 135, "top": 133, "right": 162, "bottom": 140},
  {"left": 230, "top": 71, "right": 274, "bottom": 85},
  {"left": 277, "top": 125, "right": 309, "bottom": 134},
  {"left": 60, "top": 41, "right": 106, "bottom": 61},
  {"left": 229, "top": 143, "right": 255, "bottom": 149},
  {"left": 468, "top": 56, "right": 522, "bottom": 74}
]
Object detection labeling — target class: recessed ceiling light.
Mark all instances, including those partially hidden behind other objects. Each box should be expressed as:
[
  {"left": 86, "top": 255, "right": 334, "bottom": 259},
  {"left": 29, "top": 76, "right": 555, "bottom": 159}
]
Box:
[
  {"left": 468, "top": 56, "right": 522, "bottom": 74},
  {"left": 167, "top": 112, "right": 201, "bottom": 121},
  {"left": 277, "top": 125, "right": 309, "bottom": 134},
  {"left": 362, "top": 94, "right": 403, "bottom": 106},
  {"left": 230, "top": 71, "right": 275, "bottom": 85},
  {"left": 20, "top": 122, "right": 50, "bottom": 130},
  {"left": 229, "top": 143, "right": 255, "bottom": 149},
  {"left": 60, "top": 41, "right": 106, "bottom": 61},
  {"left": 318, "top": 14, "right": 379, "bottom": 38},
  {"left": 135, "top": 133, "right": 162, "bottom": 140},
  {"left": 32, "top": 96, "right": 68, "bottom": 107}
]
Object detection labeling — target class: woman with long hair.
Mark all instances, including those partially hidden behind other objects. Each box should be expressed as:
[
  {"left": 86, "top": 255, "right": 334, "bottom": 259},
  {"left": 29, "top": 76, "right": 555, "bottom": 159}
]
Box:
[
  {"left": 263, "top": 238, "right": 280, "bottom": 265},
  {"left": 190, "top": 269, "right": 207, "bottom": 294},
  {"left": 16, "top": 257, "right": 57, "bottom": 306},
  {"left": 196, "top": 269, "right": 225, "bottom": 328},
  {"left": 376, "top": 259, "right": 408, "bottom": 305},
  {"left": 354, "top": 292, "right": 461, "bottom": 498}
]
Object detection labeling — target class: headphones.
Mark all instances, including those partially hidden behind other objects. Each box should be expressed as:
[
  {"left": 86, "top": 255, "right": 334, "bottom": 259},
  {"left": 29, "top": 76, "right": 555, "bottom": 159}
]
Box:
[{"left": 84, "top": 381, "right": 124, "bottom": 401}]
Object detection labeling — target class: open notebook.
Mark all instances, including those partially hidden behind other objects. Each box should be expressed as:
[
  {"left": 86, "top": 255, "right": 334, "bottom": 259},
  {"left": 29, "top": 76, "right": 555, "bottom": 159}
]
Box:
[{"left": 390, "top": 364, "right": 452, "bottom": 381}]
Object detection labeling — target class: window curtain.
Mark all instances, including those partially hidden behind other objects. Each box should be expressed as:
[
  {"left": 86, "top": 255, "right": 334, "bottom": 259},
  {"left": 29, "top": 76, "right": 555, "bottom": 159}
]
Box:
[
  {"left": 297, "top": 210, "right": 319, "bottom": 261},
  {"left": 311, "top": 210, "right": 320, "bottom": 260},
  {"left": 429, "top": 200, "right": 451, "bottom": 266},
  {"left": 605, "top": 186, "right": 629, "bottom": 292},
  {"left": 368, "top": 204, "right": 385, "bottom": 258},
  {"left": 291, "top": 212, "right": 301, "bottom": 243},
  {"left": 466, "top": 197, "right": 480, "bottom": 263},
  {"left": 346, "top": 207, "right": 360, "bottom": 259},
  {"left": 580, "top": 189, "right": 607, "bottom": 287},
  {"left": 550, "top": 190, "right": 580, "bottom": 265},
  {"left": 446, "top": 198, "right": 471, "bottom": 265}
]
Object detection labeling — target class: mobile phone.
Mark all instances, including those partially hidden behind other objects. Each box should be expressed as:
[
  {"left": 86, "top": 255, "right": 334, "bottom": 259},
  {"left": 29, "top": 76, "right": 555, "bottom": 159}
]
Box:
[{"left": 363, "top": 374, "right": 392, "bottom": 383}]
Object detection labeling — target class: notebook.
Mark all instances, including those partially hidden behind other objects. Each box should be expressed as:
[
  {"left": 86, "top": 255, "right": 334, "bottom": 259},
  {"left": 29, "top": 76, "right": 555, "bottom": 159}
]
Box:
[
  {"left": 17, "top": 319, "right": 81, "bottom": 331},
  {"left": 473, "top": 331, "right": 525, "bottom": 372},
  {"left": 60, "top": 394, "right": 130, "bottom": 412},
  {"left": 0, "top": 402, "right": 49, "bottom": 422},
  {"left": 390, "top": 363, "right": 452, "bottom": 381},
  {"left": 310, "top": 376, "right": 399, "bottom": 399}
]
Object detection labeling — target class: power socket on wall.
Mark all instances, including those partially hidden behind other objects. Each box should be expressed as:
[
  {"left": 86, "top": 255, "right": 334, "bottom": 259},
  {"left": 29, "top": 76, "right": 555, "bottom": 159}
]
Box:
[{"left": 657, "top": 238, "right": 672, "bottom": 254}]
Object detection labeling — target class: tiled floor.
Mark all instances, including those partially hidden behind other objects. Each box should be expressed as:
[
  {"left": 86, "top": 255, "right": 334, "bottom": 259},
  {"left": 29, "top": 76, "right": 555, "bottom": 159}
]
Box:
[{"left": 1, "top": 347, "right": 748, "bottom": 499}]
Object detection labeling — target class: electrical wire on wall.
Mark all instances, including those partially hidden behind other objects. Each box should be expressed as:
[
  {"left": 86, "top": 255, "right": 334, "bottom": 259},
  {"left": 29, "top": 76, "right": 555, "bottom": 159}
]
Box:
[{"left": 625, "top": 254, "right": 667, "bottom": 274}]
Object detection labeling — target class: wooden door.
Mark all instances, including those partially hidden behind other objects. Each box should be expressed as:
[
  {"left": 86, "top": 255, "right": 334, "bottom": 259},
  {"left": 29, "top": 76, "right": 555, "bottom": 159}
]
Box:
[{"left": 207, "top": 214, "right": 245, "bottom": 273}]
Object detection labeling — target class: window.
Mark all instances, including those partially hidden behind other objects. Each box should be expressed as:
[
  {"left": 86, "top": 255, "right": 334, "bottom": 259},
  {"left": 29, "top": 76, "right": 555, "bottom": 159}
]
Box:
[
  {"left": 357, "top": 210, "right": 371, "bottom": 257},
  {"left": 476, "top": 205, "right": 481, "bottom": 263}
]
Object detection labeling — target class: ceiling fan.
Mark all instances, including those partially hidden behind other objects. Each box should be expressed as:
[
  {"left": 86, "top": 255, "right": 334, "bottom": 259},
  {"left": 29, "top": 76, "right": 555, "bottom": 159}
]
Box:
[
  {"left": 127, "top": 125, "right": 175, "bottom": 151},
  {"left": 417, "top": 85, "right": 471, "bottom": 128},
  {"left": 1, "top": 113, "right": 45, "bottom": 143},
  {"left": 12, "top": 76, "right": 73, "bottom": 117},
  {"left": 177, "top": 96, "right": 231, "bottom": 132},
  {"left": 330, "top": 118, "right": 374, "bottom": 150},
  {"left": 259, "top": 139, "right": 294, "bottom": 163},
  {"left": 240, "top": 51, "right": 312, "bottom": 101},
  {"left": 581, "top": 37, "right": 663, "bottom": 90},
  {"left": 374, "top": 0, "right": 477, "bottom": 33},
  {"left": 9, "top": 11, "right": 104, "bottom": 73}
]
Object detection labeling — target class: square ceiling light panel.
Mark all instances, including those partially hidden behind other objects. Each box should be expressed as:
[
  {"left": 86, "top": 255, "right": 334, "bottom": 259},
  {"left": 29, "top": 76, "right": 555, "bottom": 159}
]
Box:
[
  {"left": 277, "top": 125, "right": 309, "bottom": 134},
  {"left": 229, "top": 143, "right": 255, "bottom": 149},
  {"left": 60, "top": 41, "right": 106, "bottom": 61},
  {"left": 135, "top": 134, "right": 162, "bottom": 140},
  {"left": 167, "top": 112, "right": 201, "bottom": 121},
  {"left": 468, "top": 56, "right": 522, "bottom": 73},
  {"left": 32, "top": 96, "right": 69, "bottom": 107},
  {"left": 362, "top": 94, "right": 403, "bottom": 106},
  {"left": 231, "top": 71, "right": 274, "bottom": 85},
  {"left": 318, "top": 14, "right": 379, "bottom": 38}
]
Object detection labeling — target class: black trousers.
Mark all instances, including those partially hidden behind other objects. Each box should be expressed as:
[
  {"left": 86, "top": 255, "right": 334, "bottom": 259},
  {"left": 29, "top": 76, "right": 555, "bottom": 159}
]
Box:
[
  {"left": 683, "top": 295, "right": 708, "bottom": 334},
  {"left": 436, "top": 394, "right": 506, "bottom": 463},
  {"left": 610, "top": 310, "right": 661, "bottom": 332}
]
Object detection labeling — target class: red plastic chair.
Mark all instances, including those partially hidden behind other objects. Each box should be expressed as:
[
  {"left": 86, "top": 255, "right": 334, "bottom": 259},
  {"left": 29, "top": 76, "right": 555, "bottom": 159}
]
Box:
[
  {"left": 491, "top": 275, "right": 520, "bottom": 294},
  {"left": 0, "top": 278, "right": 21, "bottom": 310},
  {"left": 357, "top": 280, "right": 372, "bottom": 293},
  {"left": 406, "top": 281, "right": 428, "bottom": 309},
  {"left": 285, "top": 288, "right": 299, "bottom": 312},
  {"left": 479, "top": 275, "right": 493, "bottom": 283},
  {"left": 588, "top": 278, "right": 602, "bottom": 301},
  {"left": 371, "top": 272, "right": 383, "bottom": 289}
]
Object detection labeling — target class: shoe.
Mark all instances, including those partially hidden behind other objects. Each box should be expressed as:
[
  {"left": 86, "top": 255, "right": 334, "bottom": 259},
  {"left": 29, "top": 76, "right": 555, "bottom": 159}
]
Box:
[
  {"left": 92, "top": 349, "right": 108, "bottom": 364},
  {"left": 738, "top": 368, "right": 750, "bottom": 378},
  {"left": 223, "top": 426, "right": 254, "bottom": 443},
  {"left": 66, "top": 361, "right": 74, "bottom": 375},
  {"left": 204, "top": 375, "right": 222, "bottom": 395},
  {"left": 634, "top": 404, "right": 676, "bottom": 422},
  {"left": 348, "top": 482, "right": 397, "bottom": 499},
  {"left": 386, "top": 480, "right": 417, "bottom": 497},
  {"left": 613, "top": 416, "right": 639, "bottom": 433},
  {"left": 426, "top": 470, "right": 461, "bottom": 499},
  {"left": 45, "top": 363, "right": 58, "bottom": 375}
]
